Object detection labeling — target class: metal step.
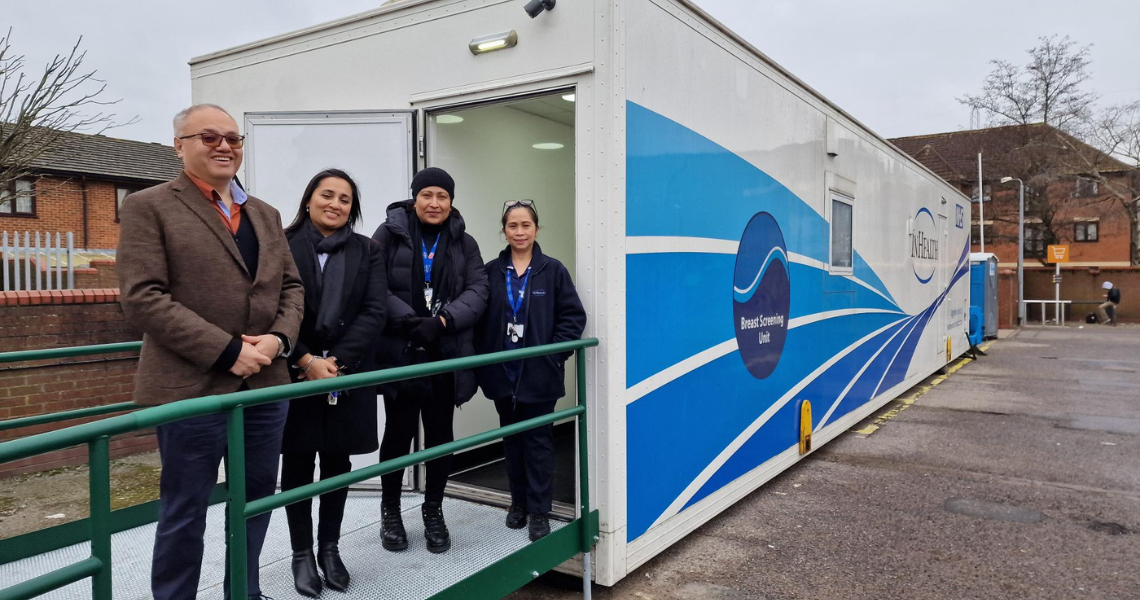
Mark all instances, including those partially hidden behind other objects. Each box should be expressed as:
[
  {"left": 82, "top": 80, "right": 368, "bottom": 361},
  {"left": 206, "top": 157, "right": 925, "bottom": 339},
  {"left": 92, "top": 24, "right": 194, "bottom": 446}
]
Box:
[{"left": 1, "top": 492, "right": 563, "bottom": 599}]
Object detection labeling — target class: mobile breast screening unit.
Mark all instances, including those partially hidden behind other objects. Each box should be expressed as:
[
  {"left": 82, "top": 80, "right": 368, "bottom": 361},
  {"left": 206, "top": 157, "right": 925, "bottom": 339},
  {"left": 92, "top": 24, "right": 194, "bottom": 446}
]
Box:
[{"left": 192, "top": 0, "right": 971, "bottom": 587}]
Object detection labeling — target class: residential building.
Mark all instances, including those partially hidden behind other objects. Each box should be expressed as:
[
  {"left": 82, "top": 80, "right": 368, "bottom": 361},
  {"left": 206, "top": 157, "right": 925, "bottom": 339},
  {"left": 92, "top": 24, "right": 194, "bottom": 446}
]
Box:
[
  {"left": 890, "top": 124, "right": 1137, "bottom": 268},
  {"left": 1, "top": 128, "right": 182, "bottom": 251}
]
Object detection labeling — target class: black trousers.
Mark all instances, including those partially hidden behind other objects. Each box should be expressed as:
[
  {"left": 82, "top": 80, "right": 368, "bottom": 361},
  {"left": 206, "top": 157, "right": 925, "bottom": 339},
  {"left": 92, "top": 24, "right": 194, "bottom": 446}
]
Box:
[
  {"left": 280, "top": 451, "right": 353, "bottom": 550},
  {"left": 151, "top": 400, "right": 286, "bottom": 600},
  {"left": 380, "top": 377, "right": 455, "bottom": 505},
  {"left": 493, "top": 398, "right": 558, "bottom": 514}
]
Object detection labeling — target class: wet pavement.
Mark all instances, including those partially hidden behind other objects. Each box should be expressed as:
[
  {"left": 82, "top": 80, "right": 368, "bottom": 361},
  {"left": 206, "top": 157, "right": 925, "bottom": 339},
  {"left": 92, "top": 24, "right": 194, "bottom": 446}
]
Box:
[{"left": 511, "top": 325, "right": 1140, "bottom": 600}]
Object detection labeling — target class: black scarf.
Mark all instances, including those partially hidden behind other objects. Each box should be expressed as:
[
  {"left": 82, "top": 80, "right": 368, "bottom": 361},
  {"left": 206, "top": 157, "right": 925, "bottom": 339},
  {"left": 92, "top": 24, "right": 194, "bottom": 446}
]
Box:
[
  {"left": 409, "top": 210, "right": 453, "bottom": 318},
  {"left": 302, "top": 220, "right": 353, "bottom": 340}
]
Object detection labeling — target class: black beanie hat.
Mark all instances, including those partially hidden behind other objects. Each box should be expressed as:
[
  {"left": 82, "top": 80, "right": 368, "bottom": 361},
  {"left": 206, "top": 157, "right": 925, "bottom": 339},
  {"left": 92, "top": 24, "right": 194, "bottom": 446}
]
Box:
[{"left": 411, "top": 167, "right": 455, "bottom": 201}]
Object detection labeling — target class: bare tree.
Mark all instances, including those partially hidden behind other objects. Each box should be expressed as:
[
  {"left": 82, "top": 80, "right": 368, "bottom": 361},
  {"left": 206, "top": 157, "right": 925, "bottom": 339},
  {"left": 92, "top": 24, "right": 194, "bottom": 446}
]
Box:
[
  {"left": 957, "top": 35, "right": 1135, "bottom": 265},
  {"left": 959, "top": 35, "right": 1097, "bottom": 132},
  {"left": 0, "top": 28, "right": 131, "bottom": 194},
  {"left": 1055, "top": 102, "right": 1140, "bottom": 264}
]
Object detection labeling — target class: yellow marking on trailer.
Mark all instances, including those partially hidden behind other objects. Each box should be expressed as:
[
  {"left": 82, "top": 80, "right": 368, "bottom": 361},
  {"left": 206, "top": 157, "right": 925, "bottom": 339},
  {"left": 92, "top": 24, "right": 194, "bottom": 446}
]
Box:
[
  {"left": 853, "top": 340, "right": 993, "bottom": 437},
  {"left": 799, "top": 400, "right": 813, "bottom": 454}
]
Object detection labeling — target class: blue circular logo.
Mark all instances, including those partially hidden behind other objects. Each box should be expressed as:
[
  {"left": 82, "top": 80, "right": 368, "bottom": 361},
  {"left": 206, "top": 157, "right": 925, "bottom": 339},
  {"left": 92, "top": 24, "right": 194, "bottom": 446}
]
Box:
[
  {"left": 911, "top": 207, "right": 939, "bottom": 284},
  {"left": 733, "top": 212, "right": 790, "bottom": 379}
]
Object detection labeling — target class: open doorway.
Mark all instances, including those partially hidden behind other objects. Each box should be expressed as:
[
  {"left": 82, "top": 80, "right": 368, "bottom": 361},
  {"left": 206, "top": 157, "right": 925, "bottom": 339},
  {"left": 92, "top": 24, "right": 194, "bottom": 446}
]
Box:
[{"left": 425, "top": 90, "right": 577, "bottom": 515}]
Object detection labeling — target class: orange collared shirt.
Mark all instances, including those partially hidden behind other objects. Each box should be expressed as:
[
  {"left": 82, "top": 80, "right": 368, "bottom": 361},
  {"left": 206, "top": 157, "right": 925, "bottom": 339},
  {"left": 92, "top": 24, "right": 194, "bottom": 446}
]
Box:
[{"left": 185, "top": 171, "right": 244, "bottom": 235}]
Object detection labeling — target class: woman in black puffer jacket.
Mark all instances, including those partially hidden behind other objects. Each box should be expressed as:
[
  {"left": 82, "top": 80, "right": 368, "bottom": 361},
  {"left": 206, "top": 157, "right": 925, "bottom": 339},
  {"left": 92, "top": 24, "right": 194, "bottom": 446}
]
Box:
[
  {"left": 475, "top": 200, "right": 586, "bottom": 542},
  {"left": 371, "top": 167, "right": 488, "bottom": 555}
]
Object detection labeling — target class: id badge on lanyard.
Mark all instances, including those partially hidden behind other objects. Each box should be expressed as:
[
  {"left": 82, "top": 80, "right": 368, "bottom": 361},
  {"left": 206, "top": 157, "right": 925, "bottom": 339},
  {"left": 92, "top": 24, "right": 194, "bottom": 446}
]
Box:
[
  {"left": 423, "top": 235, "right": 439, "bottom": 310},
  {"left": 506, "top": 267, "right": 530, "bottom": 343}
]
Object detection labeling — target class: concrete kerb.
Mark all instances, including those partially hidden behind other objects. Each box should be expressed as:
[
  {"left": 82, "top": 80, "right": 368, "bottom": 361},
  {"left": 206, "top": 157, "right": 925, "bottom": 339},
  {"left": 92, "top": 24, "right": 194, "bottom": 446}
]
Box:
[{"left": 851, "top": 338, "right": 998, "bottom": 436}]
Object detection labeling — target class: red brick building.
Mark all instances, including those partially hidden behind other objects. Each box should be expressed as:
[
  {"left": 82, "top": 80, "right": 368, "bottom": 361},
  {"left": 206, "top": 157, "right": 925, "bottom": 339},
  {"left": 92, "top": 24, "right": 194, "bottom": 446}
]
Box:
[
  {"left": 890, "top": 124, "right": 1138, "bottom": 268},
  {"left": 1, "top": 129, "right": 182, "bottom": 251}
]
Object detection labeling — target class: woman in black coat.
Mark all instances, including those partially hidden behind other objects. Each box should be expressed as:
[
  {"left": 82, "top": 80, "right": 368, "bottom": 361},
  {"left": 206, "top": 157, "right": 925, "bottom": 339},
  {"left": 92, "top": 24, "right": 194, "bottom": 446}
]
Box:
[
  {"left": 281, "top": 169, "right": 386, "bottom": 597},
  {"left": 371, "top": 167, "right": 489, "bottom": 555},
  {"left": 475, "top": 200, "right": 586, "bottom": 542}
]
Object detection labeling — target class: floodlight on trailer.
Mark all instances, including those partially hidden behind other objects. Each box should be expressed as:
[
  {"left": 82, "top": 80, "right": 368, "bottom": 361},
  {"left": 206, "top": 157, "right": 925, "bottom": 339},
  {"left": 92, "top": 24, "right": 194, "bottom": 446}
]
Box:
[{"left": 469, "top": 31, "right": 518, "bottom": 55}]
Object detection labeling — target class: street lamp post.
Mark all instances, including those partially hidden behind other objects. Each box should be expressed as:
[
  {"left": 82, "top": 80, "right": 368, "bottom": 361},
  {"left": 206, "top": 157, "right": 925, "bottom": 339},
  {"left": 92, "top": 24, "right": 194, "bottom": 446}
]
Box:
[{"left": 1000, "top": 177, "right": 1026, "bottom": 325}]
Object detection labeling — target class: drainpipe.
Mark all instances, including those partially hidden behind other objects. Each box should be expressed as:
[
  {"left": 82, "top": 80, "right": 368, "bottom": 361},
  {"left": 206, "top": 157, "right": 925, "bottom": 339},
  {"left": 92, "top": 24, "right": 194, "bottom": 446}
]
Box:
[{"left": 80, "top": 176, "right": 89, "bottom": 250}]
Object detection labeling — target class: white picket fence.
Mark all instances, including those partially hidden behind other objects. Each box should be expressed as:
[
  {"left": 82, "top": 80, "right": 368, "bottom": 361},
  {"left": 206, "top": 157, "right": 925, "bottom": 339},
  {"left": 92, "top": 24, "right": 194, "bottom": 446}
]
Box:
[{"left": 1, "top": 231, "right": 75, "bottom": 292}]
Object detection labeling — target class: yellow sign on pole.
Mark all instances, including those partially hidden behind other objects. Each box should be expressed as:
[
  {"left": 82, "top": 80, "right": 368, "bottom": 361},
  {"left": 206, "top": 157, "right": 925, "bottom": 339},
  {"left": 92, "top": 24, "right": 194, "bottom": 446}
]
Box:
[{"left": 1047, "top": 245, "right": 1070, "bottom": 263}]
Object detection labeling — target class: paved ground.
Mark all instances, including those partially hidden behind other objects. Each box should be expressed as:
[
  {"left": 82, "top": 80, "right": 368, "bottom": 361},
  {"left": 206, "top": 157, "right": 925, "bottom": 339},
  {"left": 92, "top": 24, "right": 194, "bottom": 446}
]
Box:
[{"left": 511, "top": 325, "right": 1140, "bottom": 600}]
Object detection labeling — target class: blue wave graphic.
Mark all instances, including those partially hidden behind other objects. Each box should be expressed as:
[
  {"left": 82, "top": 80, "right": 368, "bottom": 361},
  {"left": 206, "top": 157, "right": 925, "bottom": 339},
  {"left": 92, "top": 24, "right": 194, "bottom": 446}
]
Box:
[
  {"left": 733, "top": 246, "right": 789, "bottom": 303},
  {"left": 681, "top": 241, "right": 972, "bottom": 521},
  {"left": 626, "top": 311, "right": 908, "bottom": 539},
  {"left": 624, "top": 100, "right": 968, "bottom": 542}
]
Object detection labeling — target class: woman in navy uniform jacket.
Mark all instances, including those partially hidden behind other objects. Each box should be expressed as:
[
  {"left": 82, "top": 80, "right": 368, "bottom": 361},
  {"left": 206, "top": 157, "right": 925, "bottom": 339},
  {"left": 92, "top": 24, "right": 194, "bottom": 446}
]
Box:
[
  {"left": 281, "top": 169, "right": 386, "bottom": 597},
  {"left": 475, "top": 200, "right": 586, "bottom": 541}
]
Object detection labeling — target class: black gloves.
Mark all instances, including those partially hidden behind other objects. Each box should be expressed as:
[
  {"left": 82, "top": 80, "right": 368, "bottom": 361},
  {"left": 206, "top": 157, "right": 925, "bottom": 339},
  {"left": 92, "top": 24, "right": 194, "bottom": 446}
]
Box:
[
  {"left": 390, "top": 314, "right": 417, "bottom": 335},
  {"left": 408, "top": 316, "right": 446, "bottom": 347}
]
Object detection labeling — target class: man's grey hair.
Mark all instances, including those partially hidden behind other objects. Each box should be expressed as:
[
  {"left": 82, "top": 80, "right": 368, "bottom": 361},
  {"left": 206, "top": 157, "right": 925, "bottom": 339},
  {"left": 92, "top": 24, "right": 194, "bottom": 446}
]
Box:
[{"left": 173, "top": 104, "right": 234, "bottom": 137}]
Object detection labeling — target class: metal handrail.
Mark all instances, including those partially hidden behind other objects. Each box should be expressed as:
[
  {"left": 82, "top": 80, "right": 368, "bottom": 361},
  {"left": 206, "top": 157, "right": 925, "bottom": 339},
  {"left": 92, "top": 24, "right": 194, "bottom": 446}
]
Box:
[
  {"left": 0, "top": 403, "right": 138, "bottom": 433},
  {"left": 0, "top": 338, "right": 599, "bottom": 600},
  {"left": 0, "top": 342, "right": 143, "bottom": 433},
  {"left": 0, "top": 341, "right": 141, "bottom": 364}
]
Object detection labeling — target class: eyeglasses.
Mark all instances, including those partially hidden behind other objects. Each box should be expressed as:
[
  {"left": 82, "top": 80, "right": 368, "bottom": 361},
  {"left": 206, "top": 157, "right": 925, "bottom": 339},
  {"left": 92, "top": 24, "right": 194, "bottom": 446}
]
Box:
[
  {"left": 178, "top": 132, "right": 245, "bottom": 149},
  {"left": 502, "top": 199, "right": 537, "bottom": 216}
]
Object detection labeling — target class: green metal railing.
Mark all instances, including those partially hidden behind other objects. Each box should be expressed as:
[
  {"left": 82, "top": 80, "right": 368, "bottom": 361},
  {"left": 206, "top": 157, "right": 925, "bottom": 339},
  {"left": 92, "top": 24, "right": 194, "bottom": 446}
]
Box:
[
  {"left": 0, "top": 342, "right": 143, "bottom": 433},
  {"left": 0, "top": 338, "right": 599, "bottom": 600}
]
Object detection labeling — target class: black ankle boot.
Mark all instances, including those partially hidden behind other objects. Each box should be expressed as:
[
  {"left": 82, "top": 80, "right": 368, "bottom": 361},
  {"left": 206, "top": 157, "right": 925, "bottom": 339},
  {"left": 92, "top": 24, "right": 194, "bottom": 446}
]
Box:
[
  {"left": 381, "top": 502, "right": 408, "bottom": 551},
  {"left": 422, "top": 501, "right": 451, "bottom": 553},
  {"left": 291, "top": 547, "right": 323, "bottom": 598},
  {"left": 317, "top": 542, "right": 350, "bottom": 592},
  {"left": 505, "top": 504, "right": 527, "bottom": 529},
  {"left": 528, "top": 513, "right": 551, "bottom": 542}
]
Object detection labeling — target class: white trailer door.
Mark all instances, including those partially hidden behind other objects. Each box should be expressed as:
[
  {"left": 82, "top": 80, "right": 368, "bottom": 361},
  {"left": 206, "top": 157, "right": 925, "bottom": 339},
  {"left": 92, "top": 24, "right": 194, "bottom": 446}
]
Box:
[
  {"left": 243, "top": 111, "right": 415, "bottom": 239},
  {"left": 938, "top": 213, "right": 949, "bottom": 357},
  {"left": 246, "top": 110, "right": 414, "bottom": 485}
]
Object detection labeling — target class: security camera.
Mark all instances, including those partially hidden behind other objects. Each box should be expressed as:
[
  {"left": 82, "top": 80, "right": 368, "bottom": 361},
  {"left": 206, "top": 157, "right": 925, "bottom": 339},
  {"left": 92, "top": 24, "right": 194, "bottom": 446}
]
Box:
[{"left": 524, "top": 0, "right": 555, "bottom": 18}]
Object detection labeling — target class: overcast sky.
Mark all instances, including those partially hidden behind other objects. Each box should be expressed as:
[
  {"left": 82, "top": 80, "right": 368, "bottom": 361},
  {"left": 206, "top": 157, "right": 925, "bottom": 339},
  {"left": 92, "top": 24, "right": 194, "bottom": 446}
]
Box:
[{"left": 5, "top": 0, "right": 1138, "bottom": 145}]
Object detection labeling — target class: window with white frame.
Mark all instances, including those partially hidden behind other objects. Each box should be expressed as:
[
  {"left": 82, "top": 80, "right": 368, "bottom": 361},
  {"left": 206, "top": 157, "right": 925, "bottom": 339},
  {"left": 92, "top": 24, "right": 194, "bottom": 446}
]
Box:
[
  {"left": 1074, "top": 176, "right": 1098, "bottom": 197},
  {"left": 1024, "top": 225, "right": 1046, "bottom": 257},
  {"left": 0, "top": 179, "right": 35, "bottom": 216},
  {"left": 830, "top": 192, "right": 854, "bottom": 271},
  {"left": 115, "top": 185, "right": 145, "bottom": 221},
  {"left": 971, "top": 220, "right": 993, "bottom": 243},
  {"left": 1074, "top": 219, "right": 1099, "bottom": 242}
]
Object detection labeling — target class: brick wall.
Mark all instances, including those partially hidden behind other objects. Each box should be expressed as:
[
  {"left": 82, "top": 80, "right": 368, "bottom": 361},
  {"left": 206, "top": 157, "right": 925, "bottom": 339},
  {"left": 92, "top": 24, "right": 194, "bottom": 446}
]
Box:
[
  {"left": 0, "top": 175, "right": 157, "bottom": 251},
  {"left": 991, "top": 265, "right": 1140, "bottom": 324},
  {"left": 997, "top": 269, "right": 1017, "bottom": 329},
  {"left": 968, "top": 173, "right": 1135, "bottom": 267},
  {"left": 0, "top": 298, "right": 147, "bottom": 477},
  {"left": 1023, "top": 266, "right": 1140, "bottom": 323}
]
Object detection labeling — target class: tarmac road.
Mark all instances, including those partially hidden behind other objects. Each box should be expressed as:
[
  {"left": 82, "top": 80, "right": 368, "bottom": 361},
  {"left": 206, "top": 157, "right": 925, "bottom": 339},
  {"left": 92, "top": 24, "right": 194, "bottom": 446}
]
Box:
[{"left": 510, "top": 325, "right": 1140, "bottom": 600}]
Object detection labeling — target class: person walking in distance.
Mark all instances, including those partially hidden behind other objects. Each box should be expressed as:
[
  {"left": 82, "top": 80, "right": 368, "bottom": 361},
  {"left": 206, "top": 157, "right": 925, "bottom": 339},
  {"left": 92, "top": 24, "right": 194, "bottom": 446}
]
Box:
[{"left": 1098, "top": 281, "right": 1121, "bottom": 326}]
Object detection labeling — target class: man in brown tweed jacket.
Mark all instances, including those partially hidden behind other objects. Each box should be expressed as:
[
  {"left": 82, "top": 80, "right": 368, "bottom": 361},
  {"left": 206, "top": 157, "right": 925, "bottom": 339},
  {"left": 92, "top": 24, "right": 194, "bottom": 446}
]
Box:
[{"left": 117, "top": 104, "right": 304, "bottom": 600}]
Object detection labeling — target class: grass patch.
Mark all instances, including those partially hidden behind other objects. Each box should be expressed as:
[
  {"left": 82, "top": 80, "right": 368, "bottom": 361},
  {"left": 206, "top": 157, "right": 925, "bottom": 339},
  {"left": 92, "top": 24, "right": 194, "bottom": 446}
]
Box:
[{"left": 111, "top": 463, "right": 161, "bottom": 510}]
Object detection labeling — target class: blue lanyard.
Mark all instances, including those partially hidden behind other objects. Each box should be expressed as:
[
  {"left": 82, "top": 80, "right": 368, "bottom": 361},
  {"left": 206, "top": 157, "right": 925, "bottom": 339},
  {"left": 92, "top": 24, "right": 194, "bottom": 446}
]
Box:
[
  {"left": 422, "top": 235, "right": 439, "bottom": 283},
  {"left": 506, "top": 266, "right": 530, "bottom": 323}
]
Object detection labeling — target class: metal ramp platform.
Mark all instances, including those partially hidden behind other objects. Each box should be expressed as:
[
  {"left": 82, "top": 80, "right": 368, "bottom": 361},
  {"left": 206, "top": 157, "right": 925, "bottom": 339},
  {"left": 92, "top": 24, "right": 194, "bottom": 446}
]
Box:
[{"left": 0, "top": 492, "right": 565, "bottom": 599}]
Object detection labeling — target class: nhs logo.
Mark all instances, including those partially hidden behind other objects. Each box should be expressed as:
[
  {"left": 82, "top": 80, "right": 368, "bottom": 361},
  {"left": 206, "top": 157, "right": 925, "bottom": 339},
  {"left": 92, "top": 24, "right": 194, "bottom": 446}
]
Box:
[{"left": 955, "top": 203, "right": 965, "bottom": 229}]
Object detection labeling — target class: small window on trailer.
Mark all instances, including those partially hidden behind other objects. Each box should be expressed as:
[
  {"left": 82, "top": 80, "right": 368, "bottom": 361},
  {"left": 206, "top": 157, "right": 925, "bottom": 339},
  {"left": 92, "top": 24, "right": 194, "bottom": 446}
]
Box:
[{"left": 830, "top": 192, "right": 853, "bottom": 272}]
